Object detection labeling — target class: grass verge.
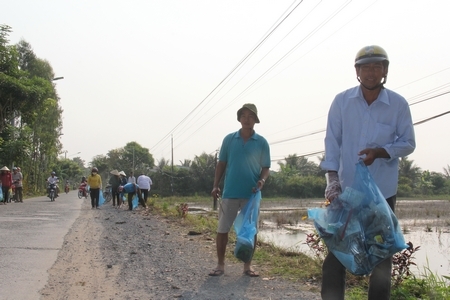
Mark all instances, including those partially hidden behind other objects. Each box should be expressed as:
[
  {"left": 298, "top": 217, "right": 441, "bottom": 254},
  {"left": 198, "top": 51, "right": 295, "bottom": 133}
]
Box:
[{"left": 147, "top": 195, "right": 450, "bottom": 299}]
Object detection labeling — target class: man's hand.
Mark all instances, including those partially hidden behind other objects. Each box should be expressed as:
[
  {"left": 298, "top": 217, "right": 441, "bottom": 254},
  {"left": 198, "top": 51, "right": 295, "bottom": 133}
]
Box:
[
  {"left": 358, "top": 148, "right": 390, "bottom": 166},
  {"left": 325, "top": 171, "right": 341, "bottom": 201},
  {"left": 252, "top": 179, "right": 265, "bottom": 192},
  {"left": 211, "top": 187, "right": 221, "bottom": 200}
]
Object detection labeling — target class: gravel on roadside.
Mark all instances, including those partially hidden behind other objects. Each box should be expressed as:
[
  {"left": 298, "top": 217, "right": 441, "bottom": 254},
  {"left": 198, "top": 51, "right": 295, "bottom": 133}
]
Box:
[{"left": 40, "top": 200, "right": 321, "bottom": 300}]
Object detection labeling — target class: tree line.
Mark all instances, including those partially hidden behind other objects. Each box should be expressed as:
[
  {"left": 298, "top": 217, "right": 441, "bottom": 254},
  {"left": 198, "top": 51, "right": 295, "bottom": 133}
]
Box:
[{"left": 2, "top": 24, "right": 449, "bottom": 198}]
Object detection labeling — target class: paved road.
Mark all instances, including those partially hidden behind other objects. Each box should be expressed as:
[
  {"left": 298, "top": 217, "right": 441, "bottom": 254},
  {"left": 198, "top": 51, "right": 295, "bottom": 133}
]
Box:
[{"left": 0, "top": 192, "right": 83, "bottom": 300}]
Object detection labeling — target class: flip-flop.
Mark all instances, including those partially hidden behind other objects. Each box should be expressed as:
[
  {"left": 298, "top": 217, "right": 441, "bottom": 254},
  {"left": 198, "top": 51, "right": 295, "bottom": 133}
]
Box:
[
  {"left": 243, "top": 270, "right": 259, "bottom": 277},
  {"left": 208, "top": 269, "right": 224, "bottom": 276}
]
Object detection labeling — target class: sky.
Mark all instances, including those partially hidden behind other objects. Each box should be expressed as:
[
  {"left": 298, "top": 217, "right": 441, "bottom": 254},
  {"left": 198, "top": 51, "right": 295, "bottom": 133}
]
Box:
[{"left": 2, "top": 0, "right": 450, "bottom": 173}]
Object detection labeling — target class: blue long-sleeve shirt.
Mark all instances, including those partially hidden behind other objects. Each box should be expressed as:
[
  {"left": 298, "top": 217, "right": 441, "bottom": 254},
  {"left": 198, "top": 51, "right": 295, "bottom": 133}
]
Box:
[{"left": 320, "top": 86, "right": 416, "bottom": 198}]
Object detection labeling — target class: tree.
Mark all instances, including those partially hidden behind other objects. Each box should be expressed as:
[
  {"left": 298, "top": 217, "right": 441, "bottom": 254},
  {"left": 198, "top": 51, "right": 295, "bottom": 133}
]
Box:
[
  {"left": 279, "top": 154, "right": 321, "bottom": 176},
  {"left": 443, "top": 165, "right": 450, "bottom": 179},
  {"left": 123, "top": 142, "right": 154, "bottom": 174},
  {"left": 0, "top": 26, "right": 63, "bottom": 194},
  {"left": 398, "top": 156, "right": 421, "bottom": 193},
  {"left": 190, "top": 152, "right": 216, "bottom": 195},
  {"left": 54, "top": 159, "right": 83, "bottom": 185}
]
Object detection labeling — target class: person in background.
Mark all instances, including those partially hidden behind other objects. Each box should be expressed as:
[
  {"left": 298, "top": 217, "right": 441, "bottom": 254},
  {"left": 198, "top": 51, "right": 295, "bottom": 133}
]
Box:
[
  {"left": 46, "top": 171, "right": 60, "bottom": 198},
  {"left": 137, "top": 172, "right": 152, "bottom": 204},
  {"left": 121, "top": 182, "right": 147, "bottom": 211},
  {"left": 0, "top": 166, "right": 12, "bottom": 204},
  {"left": 127, "top": 171, "right": 136, "bottom": 184},
  {"left": 108, "top": 170, "right": 122, "bottom": 208},
  {"left": 119, "top": 171, "right": 127, "bottom": 186},
  {"left": 65, "top": 179, "right": 70, "bottom": 193},
  {"left": 320, "top": 45, "right": 416, "bottom": 300},
  {"left": 79, "top": 176, "right": 88, "bottom": 197},
  {"left": 12, "top": 167, "right": 23, "bottom": 203},
  {"left": 118, "top": 171, "right": 128, "bottom": 206},
  {"left": 209, "top": 103, "right": 271, "bottom": 277},
  {"left": 87, "top": 167, "right": 102, "bottom": 209}
]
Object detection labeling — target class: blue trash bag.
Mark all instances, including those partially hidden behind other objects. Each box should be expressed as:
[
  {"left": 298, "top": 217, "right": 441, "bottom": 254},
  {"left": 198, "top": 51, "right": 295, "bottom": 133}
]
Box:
[
  {"left": 0, "top": 189, "right": 3, "bottom": 202},
  {"left": 98, "top": 190, "right": 105, "bottom": 206},
  {"left": 233, "top": 190, "right": 261, "bottom": 263},
  {"left": 308, "top": 160, "right": 408, "bottom": 275},
  {"left": 132, "top": 194, "right": 138, "bottom": 210}
]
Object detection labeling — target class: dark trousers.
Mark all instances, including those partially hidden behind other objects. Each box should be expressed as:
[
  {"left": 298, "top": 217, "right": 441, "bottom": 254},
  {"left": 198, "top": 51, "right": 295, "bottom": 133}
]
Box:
[
  {"left": 1, "top": 186, "right": 10, "bottom": 203},
  {"left": 141, "top": 188, "right": 149, "bottom": 202},
  {"left": 90, "top": 188, "right": 100, "bottom": 208},
  {"left": 112, "top": 192, "right": 122, "bottom": 206},
  {"left": 127, "top": 192, "right": 146, "bottom": 211},
  {"left": 14, "top": 186, "right": 23, "bottom": 202},
  {"left": 321, "top": 196, "right": 396, "bottom": 300}
]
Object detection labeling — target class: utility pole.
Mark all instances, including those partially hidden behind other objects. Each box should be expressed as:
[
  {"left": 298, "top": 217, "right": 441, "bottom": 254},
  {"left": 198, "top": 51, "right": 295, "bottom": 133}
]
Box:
[{"left": 170, "top": 135, "right": 174, "bottom": 195}]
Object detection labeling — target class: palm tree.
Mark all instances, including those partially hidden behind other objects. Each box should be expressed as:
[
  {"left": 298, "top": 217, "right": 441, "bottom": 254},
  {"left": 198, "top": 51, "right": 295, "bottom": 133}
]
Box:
[
  {"left": 282, "top": 154, "right": 320, "bottom": 176},
  {"left": 443, "top": 164, "right": 450, "bottom": 179},
  {"left": 398, "top": 156, "right": 421, "bottom": 190}
]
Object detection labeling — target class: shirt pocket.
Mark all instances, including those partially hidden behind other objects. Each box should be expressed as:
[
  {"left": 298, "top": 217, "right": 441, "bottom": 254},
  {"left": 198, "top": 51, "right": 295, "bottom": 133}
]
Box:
[{"left": 371, "top": 123, "right": 396, "bottom": 147}]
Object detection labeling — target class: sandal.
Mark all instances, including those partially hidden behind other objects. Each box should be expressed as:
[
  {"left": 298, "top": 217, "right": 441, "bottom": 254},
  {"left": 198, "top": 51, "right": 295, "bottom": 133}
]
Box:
[
  {"left": 243, "top": 270, "right": 259, "bottom": 277},
  {"left": 208, "top": 269, "right": 224, "bottom": 276}
]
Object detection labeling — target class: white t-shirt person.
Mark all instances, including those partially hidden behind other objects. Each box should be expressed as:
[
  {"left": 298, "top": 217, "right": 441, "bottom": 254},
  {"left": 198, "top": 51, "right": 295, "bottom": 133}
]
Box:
[
  {"left": 137, "top": 174, "right": 152, "bottom": 191},
  {"left": 127, "top": 172, "right": 136, "bottom": 184}
]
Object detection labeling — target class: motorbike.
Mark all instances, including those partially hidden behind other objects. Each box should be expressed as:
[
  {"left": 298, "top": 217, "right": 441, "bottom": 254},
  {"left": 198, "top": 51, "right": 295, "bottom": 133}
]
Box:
[
  {"left": 48, "top": 183, "right": 57, "bottom": 202},
  {"left": 103, "top": 184, "right": 112, "bottom": 203},
  {"left": 65, "top": 183, "right": 70, "bottom": 194},
  {"left": 78, "top": 183, "right": 88, "bottom": 199}
]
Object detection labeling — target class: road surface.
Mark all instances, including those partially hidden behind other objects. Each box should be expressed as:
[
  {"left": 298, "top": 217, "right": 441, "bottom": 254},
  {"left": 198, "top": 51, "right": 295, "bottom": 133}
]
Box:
[{"left": 0, "top": 191, "right": 82, "bottom": 300}]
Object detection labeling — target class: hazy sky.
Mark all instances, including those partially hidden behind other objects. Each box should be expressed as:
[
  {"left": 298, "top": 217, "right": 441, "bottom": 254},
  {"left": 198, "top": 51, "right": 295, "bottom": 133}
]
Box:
[{"left": 3, "top": 0, "right": 450, "bottom": 173}]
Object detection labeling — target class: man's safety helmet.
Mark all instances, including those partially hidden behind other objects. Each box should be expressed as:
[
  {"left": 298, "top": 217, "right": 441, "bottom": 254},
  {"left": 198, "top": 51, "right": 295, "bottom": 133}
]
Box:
[{"left": 354, "top": 45, "right": 389, "bottom": 67}]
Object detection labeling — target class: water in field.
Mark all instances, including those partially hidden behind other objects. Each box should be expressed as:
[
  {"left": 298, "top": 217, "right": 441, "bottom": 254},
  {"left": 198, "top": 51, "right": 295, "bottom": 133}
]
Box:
[{"left": 257, "top": 202, "right": 450, "bottom": 280}]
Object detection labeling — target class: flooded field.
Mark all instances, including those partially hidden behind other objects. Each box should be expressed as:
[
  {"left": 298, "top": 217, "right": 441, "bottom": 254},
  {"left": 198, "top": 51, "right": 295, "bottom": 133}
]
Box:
[
  {"left": 257, "top": 199, "right": 450, "bottom": 279},
  {"left": 189, "top": 198, "right": 450, "bottom": 279}
]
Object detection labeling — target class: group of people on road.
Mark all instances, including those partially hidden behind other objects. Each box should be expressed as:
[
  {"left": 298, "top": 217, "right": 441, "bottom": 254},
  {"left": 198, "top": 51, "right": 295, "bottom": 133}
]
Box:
[
  {"left": 86, "top": 167, "right": 153, "bottom": 210},
  {"left": 208, "top": 45, "right": 416, "bottom": 300},
  {"left": 0, "top": 166, "right": 23, "bottom": 204}
]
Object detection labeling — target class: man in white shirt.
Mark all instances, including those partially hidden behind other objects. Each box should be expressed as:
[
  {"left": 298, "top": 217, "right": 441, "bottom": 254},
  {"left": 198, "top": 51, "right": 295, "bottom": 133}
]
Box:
[
  {"left": 127, "top": 171, "right": 136, "bottom": 184},
  {"left": 47, "top": 171, "right": 60, "bottom": 198},
  {"left": 137, "top": 173, "right": 152, "bottom": 204},
  {"left": 320, "top": 45, "right": 415, "bottom": 300}
]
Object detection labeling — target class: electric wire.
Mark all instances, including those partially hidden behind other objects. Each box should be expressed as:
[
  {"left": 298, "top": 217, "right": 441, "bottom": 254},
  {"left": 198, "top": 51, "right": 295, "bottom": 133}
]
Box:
[
  {"left": 174, "top": 1, "right": 352, "bottom": 151},
  {"left": 167, "top": 1, "right": 307, "bottom": 152},
  {"left": 270, "top": 110, "right": 450, "bottom": 163},
  {"left": 150, "top": 0, "right": 304, "bottom": 154},
  {"left": 151, "top": 2, "right": 449, "bottom": 164}
]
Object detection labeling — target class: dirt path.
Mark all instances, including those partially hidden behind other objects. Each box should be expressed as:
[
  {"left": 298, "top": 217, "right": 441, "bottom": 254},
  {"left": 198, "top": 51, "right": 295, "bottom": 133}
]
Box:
[{"left": 40, "top": 200, "right": 321, "bottom": 300}]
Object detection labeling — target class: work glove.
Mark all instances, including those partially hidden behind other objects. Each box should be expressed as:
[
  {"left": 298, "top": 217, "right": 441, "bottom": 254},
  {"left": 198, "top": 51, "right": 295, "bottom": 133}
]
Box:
[{"left": 325, "top": 172, "right": 341, "bottom": 202}]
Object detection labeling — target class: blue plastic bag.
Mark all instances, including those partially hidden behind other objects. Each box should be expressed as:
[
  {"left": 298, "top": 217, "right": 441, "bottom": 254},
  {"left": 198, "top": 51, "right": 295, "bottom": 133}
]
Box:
[
  {"left": 132, "top": 195, "right": 138, "bottom": 210},
  {"left": 98, "top": 190, "right": 105, "bottom": 206},
  {"left": 308, "top": 161, "right": 407, "bottom": 275},
  {"left": 233, "top": 190, "right": 261, "bottom": 263}
]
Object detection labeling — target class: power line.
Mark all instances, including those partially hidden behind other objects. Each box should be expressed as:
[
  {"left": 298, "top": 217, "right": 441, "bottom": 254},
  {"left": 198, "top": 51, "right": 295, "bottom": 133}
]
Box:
[
  {"left": 272, "top": 110, "right": 450, "bottom": 163},
  {"left": 174, "top": 1, "right": 353, "bottom": 151},
  {"left": 413, "top": 111, "right": 450, "bottom": 126},
  {"left": 150, "top": 1, "right": 304, "bottom": 154}
]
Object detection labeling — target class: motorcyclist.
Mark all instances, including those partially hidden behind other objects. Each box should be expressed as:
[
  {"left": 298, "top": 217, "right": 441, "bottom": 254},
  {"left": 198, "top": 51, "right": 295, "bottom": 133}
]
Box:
[
  {"left": 47, "top": 171, "right": 60, "bottom": 197},
  {"left": 79, "top": 176, "right": 88, "bottom": 197},
  {"left": 65, "top": 180, "right": 70, "bottom": 193}
]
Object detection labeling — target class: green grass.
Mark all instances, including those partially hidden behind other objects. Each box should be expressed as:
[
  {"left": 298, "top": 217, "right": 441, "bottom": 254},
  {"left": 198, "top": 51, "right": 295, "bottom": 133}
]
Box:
[{"left": 148, "top": 195, "right": 450, "bottom": 299}]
